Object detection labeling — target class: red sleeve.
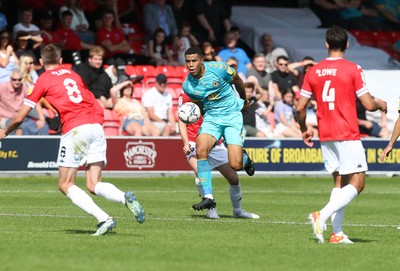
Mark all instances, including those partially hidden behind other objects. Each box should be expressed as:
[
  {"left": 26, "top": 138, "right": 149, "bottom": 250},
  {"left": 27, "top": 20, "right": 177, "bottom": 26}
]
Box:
[
  {"left": 25, "top": 76, "right": 46, "bottom": 107},
  {"left": 178, "top": 92, "right": 191, "bottom": 106}
]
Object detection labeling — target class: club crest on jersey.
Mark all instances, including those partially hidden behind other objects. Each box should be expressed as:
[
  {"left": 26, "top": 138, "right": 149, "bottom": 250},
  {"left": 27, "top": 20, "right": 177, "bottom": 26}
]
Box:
[
  {"left": 227, "top": 67, "right": 234, "bottom": 75},
  {"left": 212, "top": 81, "right": 219, "bottom": 87},
  {"left": 208, "top": 92, "right": 218, "bottom": 100},
  {"left": 27, "top": 85, "right": 34, "bottom": 95}
]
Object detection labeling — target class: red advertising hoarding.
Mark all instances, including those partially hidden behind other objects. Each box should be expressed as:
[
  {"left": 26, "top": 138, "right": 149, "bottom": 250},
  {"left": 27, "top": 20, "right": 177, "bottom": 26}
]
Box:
[{"left": 105, "top": 138, "right": 191, "bottom": 171}]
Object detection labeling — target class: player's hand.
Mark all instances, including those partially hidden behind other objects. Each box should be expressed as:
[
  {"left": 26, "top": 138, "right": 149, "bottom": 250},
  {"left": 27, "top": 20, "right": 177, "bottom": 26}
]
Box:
[
  {"left": 242, "top": 99, "right": 251, "bottom": 113},
  {"left": 377, "top": 99, "right": 387, "bottom": 113},
  {"left": 302, "top": 128, "right": 314, "bottom": 147},
  {"left": 183, "top": 144, "right": 194, "bottom": 154},
  {"left": 0, "top": 129, "right": 7, "bottom": 140},
  {"left": 379, "top": 145, "right": 393, "bottom": 161}
]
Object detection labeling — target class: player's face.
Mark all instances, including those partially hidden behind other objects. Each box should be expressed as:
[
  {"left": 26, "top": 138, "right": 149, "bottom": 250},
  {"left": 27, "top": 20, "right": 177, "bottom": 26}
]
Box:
[{"left": 185, "top": 54, "right": 203, "bottom": 78}]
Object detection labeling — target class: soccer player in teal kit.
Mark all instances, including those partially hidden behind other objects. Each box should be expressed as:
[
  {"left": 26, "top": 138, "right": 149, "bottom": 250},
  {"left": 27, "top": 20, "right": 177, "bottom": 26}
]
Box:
[{"left": 182, "top": 46, "right": 255, "bottom": 211}]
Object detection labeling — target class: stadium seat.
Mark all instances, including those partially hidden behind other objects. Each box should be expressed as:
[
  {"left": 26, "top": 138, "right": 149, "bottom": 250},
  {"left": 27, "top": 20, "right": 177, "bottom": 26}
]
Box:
[
  {"left": 123, "top": 23, "right": 144, "bottom": 38},
  {"left": 371, "top": 31, "right": 392, "bottom": 48},
  {"left": 349, "top": 30, "right": 376, "bottom": 47},
  {"left": 174, "top": 66, "right": 189, "bottom": 81},
  {"left": 172, "top": 86, "right": 183, "bottom": 97},
  {"left": 125, "top": 65, "right": 138, "bottom": 77},
  {"left": 166, "top": 87, "right": 178, "bottom": 101},
  {"left": 103, "top": 109, "right": 121, "bottom": 136},
  {"left": 135, "top": 65, "right": 158, "bottom": 86},
  {"left": 386, "top": 31, "right": 400, "bottom": 43},
  {"left": 156, "top": 65, "right": 182, "bottom": 84},
  {"left": 122, "top": 23, "right": 145, "bottom": 55},
  {"left": 132, "top": 86, "right": 147, "bottom": 100}
]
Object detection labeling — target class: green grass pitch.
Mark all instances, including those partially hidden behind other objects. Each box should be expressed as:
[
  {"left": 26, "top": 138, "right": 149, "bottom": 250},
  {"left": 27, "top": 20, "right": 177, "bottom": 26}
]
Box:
[{"left": 0, "top": 175, "right": 400, "bottom": 271}]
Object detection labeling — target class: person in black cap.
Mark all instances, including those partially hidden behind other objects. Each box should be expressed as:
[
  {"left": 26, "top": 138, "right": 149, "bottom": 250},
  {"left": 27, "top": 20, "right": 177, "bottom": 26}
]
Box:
[{"left": 141, "top": 73, "right": 177, "bottom": 136}]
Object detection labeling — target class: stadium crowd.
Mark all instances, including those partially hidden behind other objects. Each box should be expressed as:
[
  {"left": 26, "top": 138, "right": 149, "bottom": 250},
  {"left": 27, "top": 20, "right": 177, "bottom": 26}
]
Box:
[{"left": 0, "top": 0, "right": 395, "bottom": 138}]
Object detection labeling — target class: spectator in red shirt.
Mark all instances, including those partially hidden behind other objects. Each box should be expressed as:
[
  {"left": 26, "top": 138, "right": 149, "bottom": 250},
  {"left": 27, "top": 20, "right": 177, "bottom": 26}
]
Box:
[
  {"left": 96, "top": 9, "right": 154, "bottom": 65},
  {"left": 55, "top": 10, "right": 95, "bottom": 51},
  {"left": 39, "top": 11, "right": 59, "bottom": 46},
  {"left": 54, "top": 10, "right": 96, "bottom": 63}
]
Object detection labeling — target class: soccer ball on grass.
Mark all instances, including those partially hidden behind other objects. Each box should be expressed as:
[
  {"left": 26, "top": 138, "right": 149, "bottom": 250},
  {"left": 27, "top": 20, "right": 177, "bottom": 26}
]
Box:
[{"left": 178, "top": 102, "right": 201, "bottom": 124}]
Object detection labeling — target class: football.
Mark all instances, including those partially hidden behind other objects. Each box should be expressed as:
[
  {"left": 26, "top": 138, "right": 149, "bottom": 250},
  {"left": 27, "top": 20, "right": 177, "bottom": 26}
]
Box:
[{"left": 178, "top": 102, "right": 201, "bottom": 124}]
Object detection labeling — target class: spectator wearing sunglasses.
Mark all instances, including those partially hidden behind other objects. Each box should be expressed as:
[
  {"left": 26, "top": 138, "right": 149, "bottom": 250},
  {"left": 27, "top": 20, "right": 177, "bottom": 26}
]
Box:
[
  {"left": 0, "top": 68, "right": 48, "bottom": 135},
  {"left": 271, "top": 55, "right": 300, "bottom": 98}
]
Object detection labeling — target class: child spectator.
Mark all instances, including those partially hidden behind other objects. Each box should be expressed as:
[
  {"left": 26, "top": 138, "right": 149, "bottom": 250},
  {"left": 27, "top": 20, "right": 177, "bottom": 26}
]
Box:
[
  {"left": 256, "top": 89, "right": 281, "bottom": 138},
  {"left": 243, "top": 82, "right": 266, "bottom": 137},
  {"left": 175, "top": 23, "right": 199, "bottom": 65},
  {"left": 147, "top": 28, "right": 178, "bottom": 66},
  {"left": 59, "top": 0, "right": 96, "bottom": 43},
  {"left": 274, "top": 89, "right": 302, "bottom": 137}
]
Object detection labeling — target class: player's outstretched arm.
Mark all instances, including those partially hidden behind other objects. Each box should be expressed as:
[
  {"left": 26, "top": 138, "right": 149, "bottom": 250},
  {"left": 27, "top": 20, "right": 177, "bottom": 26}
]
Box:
[
  {"left": 359, "top": 93, "right": 387, "bottom": 113},
  {"left": 178, "top": 119, "right": 192, "bottom": 154},
  {"left": 231, "top": 72, "right": 250, "bottom": 111},
  {"left": 380, "top": 115, "right": 400, "bottom": 161},
  {"left": 296, "top": 95, "right": 314, "bottom": 147},
  {"left": 0, "top": 105, "right": 32, "bottom": 140}
]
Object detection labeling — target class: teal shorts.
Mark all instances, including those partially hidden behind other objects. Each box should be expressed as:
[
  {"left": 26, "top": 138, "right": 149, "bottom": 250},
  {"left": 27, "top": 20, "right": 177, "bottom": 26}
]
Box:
[{"left": 199, "top": 111, "right": 244, "bottom": 146}]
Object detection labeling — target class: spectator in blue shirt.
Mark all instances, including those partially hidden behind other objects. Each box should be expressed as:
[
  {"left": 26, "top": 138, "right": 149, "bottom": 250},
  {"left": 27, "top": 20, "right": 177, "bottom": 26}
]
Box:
[
  {"left": 217, "top": 30, "right": 251, "bottom": 76},
  {"left": 0, "top": 0, "right": 7, "bottom": 32}
]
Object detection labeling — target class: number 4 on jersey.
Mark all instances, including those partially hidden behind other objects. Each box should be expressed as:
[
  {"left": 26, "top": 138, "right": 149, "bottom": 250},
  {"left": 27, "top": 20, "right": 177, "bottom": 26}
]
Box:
[{"left": 322, "top": 80, "right": 335, "bottom": 110}]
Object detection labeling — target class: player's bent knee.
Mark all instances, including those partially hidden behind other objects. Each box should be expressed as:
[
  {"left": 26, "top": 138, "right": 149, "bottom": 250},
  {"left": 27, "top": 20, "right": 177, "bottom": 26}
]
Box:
[
  {"left": 230, "top": 161, "right": 242, "bottom": 171},
  {"left": 86, "top": 183, "right": 97, "bottom": 194},
  {"left": 58, "top": 181, "right": 70, "bottom": 195}
]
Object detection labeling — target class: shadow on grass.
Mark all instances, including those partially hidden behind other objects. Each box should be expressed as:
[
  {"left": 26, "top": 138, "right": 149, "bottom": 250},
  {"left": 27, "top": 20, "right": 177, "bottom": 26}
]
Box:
[
  {"left": 64, "top": 229, "right": 116, "bottom": 235},
  {"left": 350, "top": 238, "right": 376, "bottom": 243},
  {"left": 189, "top": 214, "right": 241, "bottom": 219}
]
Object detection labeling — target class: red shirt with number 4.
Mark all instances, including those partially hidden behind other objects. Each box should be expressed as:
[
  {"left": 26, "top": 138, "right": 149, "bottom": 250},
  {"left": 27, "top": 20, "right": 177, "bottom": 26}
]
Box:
[
  {"left": 24, "top": 65, "right": 104, "bottom": 134},
  {"left": 300, "top": 57, "right": 369, "bottom": 141}
]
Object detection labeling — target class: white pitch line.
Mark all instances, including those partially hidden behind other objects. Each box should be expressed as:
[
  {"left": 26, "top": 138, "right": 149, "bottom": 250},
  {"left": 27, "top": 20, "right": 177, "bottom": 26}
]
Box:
[
  {"left": 0, "top": 213, "right": 398, "bottom": 228},
  {"left": 0, "top": 189, "right": 399, "bottom": 195}
]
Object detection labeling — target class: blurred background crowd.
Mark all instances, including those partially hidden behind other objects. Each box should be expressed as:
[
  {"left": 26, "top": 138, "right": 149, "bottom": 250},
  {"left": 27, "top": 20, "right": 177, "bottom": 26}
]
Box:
[{"left": 0, "top": 0, "right": 397, "bottom": 139}]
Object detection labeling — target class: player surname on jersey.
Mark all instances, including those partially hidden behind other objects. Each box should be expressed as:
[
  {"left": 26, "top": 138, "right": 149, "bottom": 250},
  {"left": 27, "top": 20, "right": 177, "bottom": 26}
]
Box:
[{"left": 316, "top": 68, "right": 337, "bottom": 76}]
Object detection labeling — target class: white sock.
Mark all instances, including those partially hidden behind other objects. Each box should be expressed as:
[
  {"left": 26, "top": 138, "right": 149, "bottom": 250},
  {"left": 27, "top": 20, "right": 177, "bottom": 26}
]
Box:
[
  {"left": 94, "top": 182, "right": 125, "bottom": 204},
  {"left": 66, "top": 185, "right": 109, "bottom": 223},
  {"left": 194, "top": 178, "right": 204, "bottom": 198},
  {"left": 229, "top": 184, "right": 242, "bottom": 213},
  {"left": 320, "top": 184, "right": 358, "bottom": 227},
  {"left": 204, "top": 194, "right": 214, "bottom": 199},
  {"left": 330, "top": 187, "right": 345, "bottom": 234}
]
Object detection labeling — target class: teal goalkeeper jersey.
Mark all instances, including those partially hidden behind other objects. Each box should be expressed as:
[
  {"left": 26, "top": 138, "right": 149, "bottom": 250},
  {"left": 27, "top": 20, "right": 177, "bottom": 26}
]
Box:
[{"left": 182, "top": 61, "right": 244, "bottom": 116}]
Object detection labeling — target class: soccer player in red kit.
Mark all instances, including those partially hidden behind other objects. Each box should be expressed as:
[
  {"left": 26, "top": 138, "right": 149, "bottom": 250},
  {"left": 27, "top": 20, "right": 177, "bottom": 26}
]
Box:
[
  {"left": 0, "top": 44, "right": 145, "bottom": 236},
  {"left": 178, "top": 92, "right": 259, "bottom": 219},
  {"left": 296, "top": 26, "right": 387, "bottom": 244}
]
